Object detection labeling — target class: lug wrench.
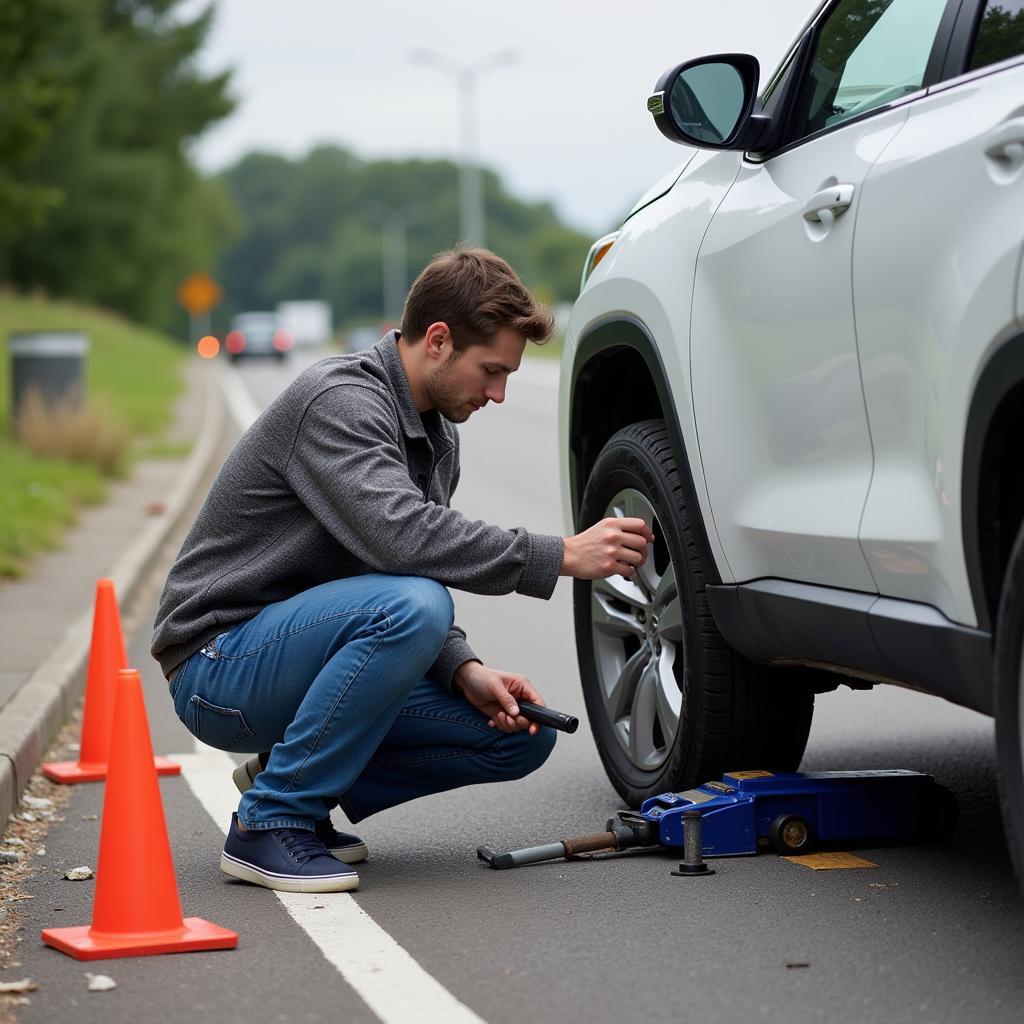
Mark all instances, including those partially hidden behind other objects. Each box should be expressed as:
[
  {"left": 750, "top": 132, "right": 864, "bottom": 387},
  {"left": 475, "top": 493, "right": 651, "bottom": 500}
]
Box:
[{"left": 478, "top": 812, "right": 660, "bottom": 869}]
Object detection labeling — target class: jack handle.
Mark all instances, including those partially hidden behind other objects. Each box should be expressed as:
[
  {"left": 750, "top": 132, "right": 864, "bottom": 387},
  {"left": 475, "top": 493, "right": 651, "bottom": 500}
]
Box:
[{"left": 477, "top": 822, "right": 647, "bottom": 870}]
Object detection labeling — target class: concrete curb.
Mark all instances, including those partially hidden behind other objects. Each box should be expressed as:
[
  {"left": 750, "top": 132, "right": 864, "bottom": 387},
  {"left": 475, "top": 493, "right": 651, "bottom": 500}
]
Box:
[{"left": 0, "top": 363, "right": 226, "bottom": 825}]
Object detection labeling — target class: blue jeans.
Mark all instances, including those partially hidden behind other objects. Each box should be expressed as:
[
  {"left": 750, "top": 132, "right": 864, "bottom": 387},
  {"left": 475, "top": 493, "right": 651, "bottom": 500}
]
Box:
[{"left": 169, "top": 574, "right": 555, "bottom": 831}]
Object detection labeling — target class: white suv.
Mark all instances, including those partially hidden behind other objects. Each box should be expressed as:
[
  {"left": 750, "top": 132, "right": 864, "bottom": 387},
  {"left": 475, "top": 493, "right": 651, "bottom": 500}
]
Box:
[{"left": 558, "top": 0, "right": 1024, "bottom": 886}]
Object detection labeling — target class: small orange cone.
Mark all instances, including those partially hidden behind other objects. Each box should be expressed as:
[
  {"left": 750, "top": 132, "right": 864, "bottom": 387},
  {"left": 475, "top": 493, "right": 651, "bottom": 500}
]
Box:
[
  {"left": 42, "top": 579, "right": 179, "bottom": 782},
  {"left": 42, "top": 669, "right": 237, "bottom": 959}
]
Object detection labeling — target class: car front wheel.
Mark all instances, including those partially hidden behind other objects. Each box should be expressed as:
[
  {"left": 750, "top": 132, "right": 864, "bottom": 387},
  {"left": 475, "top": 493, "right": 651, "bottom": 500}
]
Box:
[
  {"left": 994, "top": 519, "right": 1024, "bottom": 896},
  {"left": 574, "top": 419, "right": 815, "bottom": 806}
]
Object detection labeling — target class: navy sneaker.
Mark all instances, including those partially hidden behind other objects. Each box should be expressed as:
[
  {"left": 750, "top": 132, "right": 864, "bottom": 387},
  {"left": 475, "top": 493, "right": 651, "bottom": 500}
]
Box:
[
  {"left": 220, "top": 813, "right": 359, "bottom": 893},
  {"left": 314, "top": 819, "right": 368, "bottom": 865},
  {"left": 232, "top": 754, "right": 369, "bottom": 864}
]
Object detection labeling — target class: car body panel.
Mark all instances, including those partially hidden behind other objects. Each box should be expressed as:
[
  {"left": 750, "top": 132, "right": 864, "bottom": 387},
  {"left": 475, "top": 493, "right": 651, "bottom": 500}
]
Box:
[
  {"left": 559, "top": 0, "right": 1024, "bottom": 727},
  {"left": 689, "top": 106, "right": 909, "bottom": 591},
  {"left": 557, "top": 327, "right": 577, "bottom": 537},
  {"left": 560, "top": 148, "right": 744, "bottom": 578},
  {"left": 624, "top": 152, "right": 697, "bottom": 222},
  {"left": 854, "top": 61, "right": 1024, "bottom": 627}
]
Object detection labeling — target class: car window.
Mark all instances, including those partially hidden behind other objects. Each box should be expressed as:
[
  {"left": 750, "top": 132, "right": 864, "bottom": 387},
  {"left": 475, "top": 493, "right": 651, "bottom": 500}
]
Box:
[
  {"left": 792, "top": 0, "right": 948, "bottom": 141},
  {"left": 969, "top": 1, "right": 1024, "bottom": 70},
  {"left": 762, "top": 45, "right": 798, "bottom": 107}
]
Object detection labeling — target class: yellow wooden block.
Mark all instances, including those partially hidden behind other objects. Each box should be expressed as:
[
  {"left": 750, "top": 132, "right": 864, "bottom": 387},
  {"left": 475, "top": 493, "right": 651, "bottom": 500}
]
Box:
[{"left": 782, "top": 851, "right": 879, "bottom": 870}]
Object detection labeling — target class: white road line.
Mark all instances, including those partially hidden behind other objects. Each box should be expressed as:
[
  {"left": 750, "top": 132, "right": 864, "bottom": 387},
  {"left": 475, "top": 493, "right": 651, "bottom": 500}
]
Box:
[
  {"left": 173, "top": 748, "right": 489, "bottom": 1024},
  {"left": 216, "top": 362, "right": 261, "bottom": 431},
  {"left": 206, "top": 351, "right": 494, "bottom": 1021}
]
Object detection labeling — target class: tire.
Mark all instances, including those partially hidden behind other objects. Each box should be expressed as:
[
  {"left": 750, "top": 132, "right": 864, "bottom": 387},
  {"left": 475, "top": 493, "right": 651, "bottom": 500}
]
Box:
[
  {"left": 993, "top": 519, "right": 1024, "bottom": 895},
  {"left": 769, "top": 814, "right": 813, "bottom": 854},
  {"left": 574, "top": 419, "right": 815, "bottom": 806}
]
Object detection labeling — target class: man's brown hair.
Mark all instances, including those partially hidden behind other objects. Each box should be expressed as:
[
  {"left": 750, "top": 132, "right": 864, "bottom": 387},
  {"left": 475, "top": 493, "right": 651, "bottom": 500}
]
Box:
[{"left": 401, "top": 247, "right": 554, "bottom": 352}]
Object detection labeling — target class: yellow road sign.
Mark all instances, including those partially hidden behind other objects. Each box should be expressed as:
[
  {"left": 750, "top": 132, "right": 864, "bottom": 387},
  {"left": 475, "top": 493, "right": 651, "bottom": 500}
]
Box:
[{"left": 177, "top": 273, "right": 222, "bottom": 315}]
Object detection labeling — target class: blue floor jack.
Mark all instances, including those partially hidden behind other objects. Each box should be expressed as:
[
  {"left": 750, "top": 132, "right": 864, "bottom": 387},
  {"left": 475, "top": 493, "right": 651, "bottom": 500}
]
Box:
[{"left": 477, "top": 769, "right": 959, "bottom": 875}]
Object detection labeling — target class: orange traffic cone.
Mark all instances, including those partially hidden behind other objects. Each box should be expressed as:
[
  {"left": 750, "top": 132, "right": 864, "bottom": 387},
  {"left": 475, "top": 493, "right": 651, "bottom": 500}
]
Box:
[
  {"left": 42, "top": 579, "right": 179, "bottom": 782},
  {"left": 42, "top": 669, "right": 237, "bottom": 959}
]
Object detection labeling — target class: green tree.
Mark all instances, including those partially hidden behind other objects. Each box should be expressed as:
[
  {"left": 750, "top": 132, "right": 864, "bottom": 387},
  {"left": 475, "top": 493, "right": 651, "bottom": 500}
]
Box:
[
  {"left": 528, "top": 225, "right": 591, "bottom": 304},
  {"left": 970, "top": 4, "right": 1024, "bottom": 71},
  {"left": 0, "top": 0, "right": 88, "bottom": 243},
  {"left": 1, "top": 1, "right": 236, "bottom": 327},
  {"left": 816, "top": 0, "right": 892, "bottom": 74},
  {"left": 216, "top": 145, "right": 592, "bottom": 329}
]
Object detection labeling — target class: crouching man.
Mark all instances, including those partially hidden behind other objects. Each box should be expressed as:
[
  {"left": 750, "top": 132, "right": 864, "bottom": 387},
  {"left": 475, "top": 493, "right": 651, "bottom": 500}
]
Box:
[{"left": 151, "top": 248, "right": 652, "bottom": 893}]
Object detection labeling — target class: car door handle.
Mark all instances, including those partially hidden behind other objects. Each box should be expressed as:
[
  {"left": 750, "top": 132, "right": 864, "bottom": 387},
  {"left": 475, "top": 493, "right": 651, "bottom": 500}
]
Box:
[
  {"left": 802, "top": 184, "right": 855, "bottom": 223},
  {"left": 985, "top": 117, "right": 1024, "bottom": 161}
]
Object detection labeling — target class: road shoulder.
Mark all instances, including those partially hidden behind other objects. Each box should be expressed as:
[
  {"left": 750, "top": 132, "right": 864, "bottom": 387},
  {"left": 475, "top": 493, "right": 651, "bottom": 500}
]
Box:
[{"left": 0, "top": 359, "right": 226, "bottom": 828}]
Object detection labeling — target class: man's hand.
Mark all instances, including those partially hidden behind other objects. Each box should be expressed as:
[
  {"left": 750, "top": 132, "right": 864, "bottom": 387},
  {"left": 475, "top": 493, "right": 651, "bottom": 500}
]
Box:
[
  {"left": 561, "top": 517, "right": 655, "bottom": 580},
  {"left": 453, "top": 661, "right": 546, "bottom": 734}
]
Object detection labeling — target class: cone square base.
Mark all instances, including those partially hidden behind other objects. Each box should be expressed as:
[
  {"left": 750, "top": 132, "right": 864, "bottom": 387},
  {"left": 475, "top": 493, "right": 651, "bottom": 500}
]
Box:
[
  {"left": 41, "top": 755, "right": 182, "bottom": 784},
  {"left": 42, "top": 917, "right": 238, "bottom": 960}
]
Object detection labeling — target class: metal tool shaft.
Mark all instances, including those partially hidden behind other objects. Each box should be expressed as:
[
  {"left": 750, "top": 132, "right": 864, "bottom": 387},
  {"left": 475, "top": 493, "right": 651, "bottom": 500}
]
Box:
[
  {"left": 671, "top": 807, "right": 715, "bottom": 877},
  {"left": 478, "top": 830, "right": 622, "bottom": 869}
]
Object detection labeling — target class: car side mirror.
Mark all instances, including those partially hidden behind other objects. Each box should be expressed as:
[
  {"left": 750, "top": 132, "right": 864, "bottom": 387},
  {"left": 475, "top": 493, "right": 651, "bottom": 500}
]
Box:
[{"left": 648, "top": 54, "right": 769, "bottom": 151}]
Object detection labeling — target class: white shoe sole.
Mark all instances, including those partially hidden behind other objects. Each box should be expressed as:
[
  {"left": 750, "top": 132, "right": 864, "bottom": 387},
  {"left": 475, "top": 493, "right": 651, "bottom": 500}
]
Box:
[
  {"left": 220, "top": 852, "right": 359, "bottom": 893},
  {"left": 332, "top": 841, "right": 368, "bottom": 865},
  {"left": 232, "top": 758, "right": 260, "bottom": 794}
]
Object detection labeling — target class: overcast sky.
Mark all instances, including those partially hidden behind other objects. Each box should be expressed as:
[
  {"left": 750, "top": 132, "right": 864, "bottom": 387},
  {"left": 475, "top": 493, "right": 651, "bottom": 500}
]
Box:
[{"left": 186, "top": 0, "right": 818, "bottom": 235}]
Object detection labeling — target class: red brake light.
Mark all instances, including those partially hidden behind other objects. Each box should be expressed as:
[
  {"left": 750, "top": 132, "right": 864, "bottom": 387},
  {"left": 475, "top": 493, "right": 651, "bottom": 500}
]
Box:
[
  {"left": 225, "top": 331, "right": 246, "bottom": 354},
  {"left": 273, "top": 330, "right": 294, "bottom": 352}
]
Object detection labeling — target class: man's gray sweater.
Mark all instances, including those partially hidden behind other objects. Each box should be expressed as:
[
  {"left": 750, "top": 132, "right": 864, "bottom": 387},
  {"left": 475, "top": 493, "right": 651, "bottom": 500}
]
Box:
[{"left": 151, "top": 332, "right": 565, "bottom": 685}]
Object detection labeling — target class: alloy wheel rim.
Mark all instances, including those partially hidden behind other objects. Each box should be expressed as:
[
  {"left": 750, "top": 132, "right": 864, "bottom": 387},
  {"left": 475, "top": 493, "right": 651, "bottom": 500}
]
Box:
[{"left": 590, "top": 488, "right": 683, "bottom": 770}]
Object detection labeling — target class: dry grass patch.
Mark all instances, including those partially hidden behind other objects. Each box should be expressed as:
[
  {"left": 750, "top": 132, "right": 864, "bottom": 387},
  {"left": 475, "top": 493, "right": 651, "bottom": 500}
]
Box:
[{"left": 14, "top": 391, "right": 129, "bottom": 478}]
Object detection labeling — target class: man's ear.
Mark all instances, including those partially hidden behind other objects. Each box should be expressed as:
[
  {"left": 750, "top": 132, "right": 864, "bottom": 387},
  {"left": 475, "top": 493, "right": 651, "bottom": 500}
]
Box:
[{"left": 423, "top": 321, "right": 451, "bottom": 360}]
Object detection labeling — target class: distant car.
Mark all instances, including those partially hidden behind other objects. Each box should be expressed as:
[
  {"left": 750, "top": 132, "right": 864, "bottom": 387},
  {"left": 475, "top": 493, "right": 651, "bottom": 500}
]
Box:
[{"left": 225, "top": 311, "right": 294, "bottom": 362}]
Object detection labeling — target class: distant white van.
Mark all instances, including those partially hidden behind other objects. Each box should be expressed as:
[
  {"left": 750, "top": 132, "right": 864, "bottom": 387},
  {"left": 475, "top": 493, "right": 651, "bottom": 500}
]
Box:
[{"left": 276, "top": 301, "right": 332, "bottom": 348}]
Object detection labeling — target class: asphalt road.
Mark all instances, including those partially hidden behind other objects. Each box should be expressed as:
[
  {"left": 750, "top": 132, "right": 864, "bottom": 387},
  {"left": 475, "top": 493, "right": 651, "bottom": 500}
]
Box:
[{"left": 13, "top": 346, "right": 1024, "bottom": 1024}]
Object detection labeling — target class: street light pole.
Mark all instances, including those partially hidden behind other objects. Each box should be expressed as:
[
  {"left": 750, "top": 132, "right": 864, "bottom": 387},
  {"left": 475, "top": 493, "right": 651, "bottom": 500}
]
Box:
[
  {"left": 456, "top": 67, "right": 484, "bottom": 250},
  {"left": 365, "top": 201, "right": 422, "bottom": 324},
  {"left": 410, "top": 48, "right": 519, "bottom": 248},
  {"left": 381, "top": 209, "right": 410, "bottom": 324}
]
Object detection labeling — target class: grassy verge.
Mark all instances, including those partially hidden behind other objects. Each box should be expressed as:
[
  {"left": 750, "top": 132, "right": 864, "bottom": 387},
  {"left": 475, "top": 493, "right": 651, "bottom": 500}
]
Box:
[{"left": 0, "top": 292, "right": 186, "bottom": 577}]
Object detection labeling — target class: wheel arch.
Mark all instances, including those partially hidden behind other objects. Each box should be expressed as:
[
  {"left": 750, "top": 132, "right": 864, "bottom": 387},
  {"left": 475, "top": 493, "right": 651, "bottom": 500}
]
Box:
[
  {"left": 963, "top": 325, "right": 1024, "bottom": 634},
  {"left": 569, "top": 315, "right": 722, "bottom": 586}
]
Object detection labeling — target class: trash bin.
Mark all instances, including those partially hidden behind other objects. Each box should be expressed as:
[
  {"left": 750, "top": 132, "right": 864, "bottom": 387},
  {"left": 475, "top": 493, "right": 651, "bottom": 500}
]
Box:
[{"left": 8, "top": 330, "right": 89, "bottom": 429}]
